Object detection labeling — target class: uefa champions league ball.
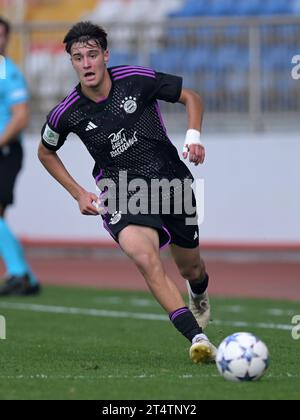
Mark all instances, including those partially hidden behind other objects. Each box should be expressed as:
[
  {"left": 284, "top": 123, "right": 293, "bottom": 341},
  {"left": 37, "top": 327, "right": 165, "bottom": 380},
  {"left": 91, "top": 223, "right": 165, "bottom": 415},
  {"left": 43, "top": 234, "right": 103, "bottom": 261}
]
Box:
[{"left": 216, "top": 332, "right": 269, "bottom": 382}]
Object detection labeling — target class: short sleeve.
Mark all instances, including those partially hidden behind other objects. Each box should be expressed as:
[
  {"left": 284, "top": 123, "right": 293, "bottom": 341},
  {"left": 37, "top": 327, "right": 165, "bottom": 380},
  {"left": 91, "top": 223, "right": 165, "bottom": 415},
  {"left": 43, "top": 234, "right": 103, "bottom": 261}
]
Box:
[
  {"left": 6, "top": 64, "right": 29, "bottom": 106},
  {"left": 150, "top": 72, "right": 183, "bottom": 103},
  {"left": 41, "top": 116, "right": 68, "bottom": 152}
]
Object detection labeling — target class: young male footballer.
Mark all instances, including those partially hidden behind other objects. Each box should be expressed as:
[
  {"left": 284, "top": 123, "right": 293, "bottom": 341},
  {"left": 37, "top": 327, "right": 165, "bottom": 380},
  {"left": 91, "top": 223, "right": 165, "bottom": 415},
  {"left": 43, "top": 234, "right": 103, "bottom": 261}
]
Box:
[{"left": 38, "top": 22, "right": 216, "bottom": 363}]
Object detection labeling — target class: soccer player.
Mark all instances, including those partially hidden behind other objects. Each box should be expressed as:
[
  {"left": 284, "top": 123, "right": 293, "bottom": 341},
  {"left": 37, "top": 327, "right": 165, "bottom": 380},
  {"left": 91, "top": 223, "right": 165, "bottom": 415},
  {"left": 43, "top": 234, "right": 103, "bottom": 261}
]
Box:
[
  {"left": 38, "top": 22, "right": 216, "bottom": 363},
  {"left": 0, "top": 17, "right": 40, "bottom": 296}
]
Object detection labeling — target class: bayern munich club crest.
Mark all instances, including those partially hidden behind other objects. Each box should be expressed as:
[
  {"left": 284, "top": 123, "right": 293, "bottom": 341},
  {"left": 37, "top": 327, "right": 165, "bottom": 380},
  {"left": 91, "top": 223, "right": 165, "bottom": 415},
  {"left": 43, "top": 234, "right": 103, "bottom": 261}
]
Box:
[{"left": 120, "top": 97, "right": 138, "bottom": 114}]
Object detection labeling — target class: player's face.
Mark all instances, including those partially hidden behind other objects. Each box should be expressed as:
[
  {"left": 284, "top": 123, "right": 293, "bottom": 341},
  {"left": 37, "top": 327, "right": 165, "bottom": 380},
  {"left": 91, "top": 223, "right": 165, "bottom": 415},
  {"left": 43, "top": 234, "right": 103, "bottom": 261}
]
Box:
[
  {"left": 71, "top": 41, "right": 109, "bottom": 88},
  {"left": 0, "top": 24, "right": 9, "bottom": 55}
]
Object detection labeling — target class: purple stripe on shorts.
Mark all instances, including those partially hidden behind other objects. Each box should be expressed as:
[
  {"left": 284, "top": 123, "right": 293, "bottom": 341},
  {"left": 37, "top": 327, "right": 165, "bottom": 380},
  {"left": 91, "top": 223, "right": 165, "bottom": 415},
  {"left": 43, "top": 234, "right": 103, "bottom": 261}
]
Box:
[
  {"left": 113, "top": 72, "right": 156, "bottom": 81},
  {"left": 49, "top": 90, "right": 77, "bottom": 125},
  {"left": 53, "top": 96, "right": 80, "bottom": 128},
  {"left": 111, "top": 66, "right": 154, "bottom": 74},
  {"left": 95, "top": 169, "right": 104, "bottom": 185},
  {"left": 160, "top": 226, "right": 172, "bottom": 251},
  {"left": 112, "top": 68, "right": 155, "bottom": 77},
  {"left": 103, "top": 220, "right": 117, "bottom": 240},
  {"left": 170, "top": 307, "right": 189, "bottom": 322}
]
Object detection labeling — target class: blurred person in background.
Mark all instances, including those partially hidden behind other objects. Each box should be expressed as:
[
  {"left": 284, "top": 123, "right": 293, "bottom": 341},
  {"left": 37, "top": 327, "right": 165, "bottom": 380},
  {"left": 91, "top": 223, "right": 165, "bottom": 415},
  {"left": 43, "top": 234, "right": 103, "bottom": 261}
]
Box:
[
  {"left": 38, "top": 21, "right": 215, "bottom": 363},
  {"left": 0, "top": 17, "right": 40, "bottom": 296}
]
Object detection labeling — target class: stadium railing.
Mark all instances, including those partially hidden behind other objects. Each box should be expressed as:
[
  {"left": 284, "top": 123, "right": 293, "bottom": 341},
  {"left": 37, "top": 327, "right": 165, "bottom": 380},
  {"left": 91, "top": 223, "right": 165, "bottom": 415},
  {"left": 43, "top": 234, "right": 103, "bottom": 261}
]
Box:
[{"left": 12, "top": 15, "right": 300, "bottom": 132}]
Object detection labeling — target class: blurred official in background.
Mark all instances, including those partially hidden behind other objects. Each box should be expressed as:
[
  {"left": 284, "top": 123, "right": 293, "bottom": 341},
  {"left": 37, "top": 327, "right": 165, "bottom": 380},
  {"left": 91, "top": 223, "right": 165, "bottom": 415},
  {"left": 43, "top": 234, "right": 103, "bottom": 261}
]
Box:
[{"left": 0, "top": 17, "right": 40, "bottom": 296}]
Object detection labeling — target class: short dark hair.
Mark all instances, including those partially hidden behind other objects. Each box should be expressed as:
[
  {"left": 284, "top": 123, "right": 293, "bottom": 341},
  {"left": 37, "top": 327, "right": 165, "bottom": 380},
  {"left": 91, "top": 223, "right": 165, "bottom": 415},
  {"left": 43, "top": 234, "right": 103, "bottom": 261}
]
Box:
[
  {"left": 0, "top": 17, "right": 11, "bottom": 36},
  {"left": 63, "top": 21, "right": 108, "bottom": 54}
]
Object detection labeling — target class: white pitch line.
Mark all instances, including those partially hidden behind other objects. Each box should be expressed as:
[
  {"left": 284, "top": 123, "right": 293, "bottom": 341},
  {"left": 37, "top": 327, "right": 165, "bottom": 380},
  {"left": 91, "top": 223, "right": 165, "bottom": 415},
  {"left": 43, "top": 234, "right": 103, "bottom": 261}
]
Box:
[
  {"left": 212, "top": 320, "right": 293, "bottom": 332},
  {"left": 0, "top": 302, "right": 167, "bottom": 321},
  {"left": 93, "top": 297, "right": 298, "bottom": 318},
  {"left": 0, "top": 373, "right": 300, "bottom": 380},
  {"left": 0, "top": 302, "right": 294, "bottom": 332}
]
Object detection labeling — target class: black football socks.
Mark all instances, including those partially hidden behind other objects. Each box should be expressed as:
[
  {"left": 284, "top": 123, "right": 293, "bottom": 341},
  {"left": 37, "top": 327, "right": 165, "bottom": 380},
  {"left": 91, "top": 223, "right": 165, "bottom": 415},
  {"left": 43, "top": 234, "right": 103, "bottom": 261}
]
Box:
[{"left": 169, "top": 307, "right": 202, "bottom": 342}]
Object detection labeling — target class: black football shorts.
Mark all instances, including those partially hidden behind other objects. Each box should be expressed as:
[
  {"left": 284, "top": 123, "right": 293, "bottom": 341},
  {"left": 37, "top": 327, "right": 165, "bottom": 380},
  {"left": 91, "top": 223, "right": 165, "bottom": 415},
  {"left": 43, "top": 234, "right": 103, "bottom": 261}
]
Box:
[
  {"left": 0, "top": 142, "right": 23, "bottom": 206},
  {"left": 101, "top": 189, "right": 200, "bottom": 250}
]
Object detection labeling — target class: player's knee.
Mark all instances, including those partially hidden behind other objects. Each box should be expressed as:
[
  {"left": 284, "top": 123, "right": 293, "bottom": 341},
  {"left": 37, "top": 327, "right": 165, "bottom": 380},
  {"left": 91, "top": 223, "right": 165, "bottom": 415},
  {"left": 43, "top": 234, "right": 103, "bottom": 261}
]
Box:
[
  {"left": 180, "top": 263, "right": 205, "bottom": 282},
  {"left": 133, "top": 250, "right": 159, "bottom": 275}
]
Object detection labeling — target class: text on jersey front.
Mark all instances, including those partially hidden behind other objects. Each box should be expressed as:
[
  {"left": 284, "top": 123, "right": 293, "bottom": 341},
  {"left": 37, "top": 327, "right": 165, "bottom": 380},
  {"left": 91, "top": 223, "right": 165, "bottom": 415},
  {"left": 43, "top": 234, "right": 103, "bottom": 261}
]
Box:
[{"left": 109, "top": 128, "right": 138, "bottom": 158}]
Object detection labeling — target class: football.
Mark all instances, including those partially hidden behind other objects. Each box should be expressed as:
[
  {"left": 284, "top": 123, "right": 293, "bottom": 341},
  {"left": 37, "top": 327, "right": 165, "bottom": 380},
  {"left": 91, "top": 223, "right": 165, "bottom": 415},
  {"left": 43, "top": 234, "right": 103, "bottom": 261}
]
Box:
[{"left": 216, "top": 332, "right": 269, "bottom": 382}]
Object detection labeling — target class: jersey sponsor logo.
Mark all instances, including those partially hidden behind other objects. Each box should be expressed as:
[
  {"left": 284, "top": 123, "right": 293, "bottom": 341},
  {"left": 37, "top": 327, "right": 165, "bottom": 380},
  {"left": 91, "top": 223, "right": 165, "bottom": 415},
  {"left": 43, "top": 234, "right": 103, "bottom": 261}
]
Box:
[
  {"left": 120, "top": 97, "right": 138, "bottom": 114},
  {"left": 109, "top": 128, "right": 138, "bottom": 158},
  {"left": 43, "top": 124, "right": 60, "bottom": 146},
  {"left": 109, "top": 211, "right": 122, "bottom": 225},
  {"left": 85, "top": 121, "right": 98, "bottom": 131}
]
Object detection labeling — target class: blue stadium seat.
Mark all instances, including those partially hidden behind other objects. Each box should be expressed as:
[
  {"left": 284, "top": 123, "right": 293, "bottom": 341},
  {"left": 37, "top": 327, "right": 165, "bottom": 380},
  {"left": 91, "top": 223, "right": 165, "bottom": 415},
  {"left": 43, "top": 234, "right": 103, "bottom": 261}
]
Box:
[
  {"left": 186, "top": 47, "right": 214, "bottom": 71},
  {"left": 275, "top": 24, "right": 298, "bottom": 40},
  {"left": 150, "top": 49, "right": 183, "bottom": 72},
  {"left": 168, "top": 0, "right": 295, "bottom": 17},
  {"left": 292, "top": 0, "right": 300, "bottom": 14},
  {"left": 167, "top": 26, "right": 189, "bottom": 40},
  {"left": 209, "top": 0, "right": 236, "bottom": 16},
  {"left": 215, "top": 46, "right": 249, "bottom": 71},
  {"left": 168, "top": 0, "right": 208, "bottom": 18},
  {"left": 260, "top": 0, "right": 293, "bottom": 15},
  {"left": 222, "top": 26, "right": 245, "bottom": 38},
  {"left": 225, "top": 71, "right": 248, "bottom": 93},
  {"left": 201, "top": 73, "right": 221, "bottom": 93},
  {"left": 235, "top": 0, "right": 262, "bottom": 16},
  {"left": 109, "top": 51, "right": 139, "bottom": 67},
  {"left": 262, "top": 46, "right": 294, "bottom": 70}
]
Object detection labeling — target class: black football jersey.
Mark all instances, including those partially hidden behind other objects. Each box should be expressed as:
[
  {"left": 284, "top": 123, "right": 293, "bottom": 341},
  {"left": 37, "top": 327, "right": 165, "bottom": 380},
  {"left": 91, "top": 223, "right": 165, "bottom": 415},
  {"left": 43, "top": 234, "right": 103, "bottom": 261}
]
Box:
[{"left": 41, "top": 65, "right": 192, "bottom": 189}]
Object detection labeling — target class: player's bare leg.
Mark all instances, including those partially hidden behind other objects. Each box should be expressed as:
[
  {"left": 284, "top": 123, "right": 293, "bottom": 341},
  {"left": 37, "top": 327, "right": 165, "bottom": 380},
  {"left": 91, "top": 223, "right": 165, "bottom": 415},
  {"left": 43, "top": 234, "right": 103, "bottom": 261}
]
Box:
[
  {"left": 118, "top": 225, "right": 185, "bottom": 313},
  {"left": 170, "top": 244, "right": 211, "bottom": 330},
  {"left": 118, "top": 225, "right": 215, "bottom": 363}
]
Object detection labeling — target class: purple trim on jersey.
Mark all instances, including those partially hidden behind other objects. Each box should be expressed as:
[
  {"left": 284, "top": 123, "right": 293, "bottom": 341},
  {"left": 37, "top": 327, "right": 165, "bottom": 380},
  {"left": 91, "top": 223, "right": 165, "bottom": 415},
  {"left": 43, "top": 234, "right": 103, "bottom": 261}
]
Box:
[
  {"left": 53, "top": 96, "right": 80, "bottom": 129},
  {"left": 160, "top": 226, "right": 172, "bottom": 250},
  {"left": 112, "top": 68, "right": 155, "bottom": 77},
  {"left": 50, "top": 91, "right": 78, "bottom": 126},
  {"left": 95, "top": 169, "right": 104, "bottom": 184},
  {"left": 169, "top": 307, "right": 189, "bottom": 322},
  {"left": 49, "top": 89, "right": 77, "bottom": 125},
  {"left": 111, "top": 66, "right": 154, "bottom": 74},
  {"left": 113, "top": 72, "right": 156, "bottom": 81}
]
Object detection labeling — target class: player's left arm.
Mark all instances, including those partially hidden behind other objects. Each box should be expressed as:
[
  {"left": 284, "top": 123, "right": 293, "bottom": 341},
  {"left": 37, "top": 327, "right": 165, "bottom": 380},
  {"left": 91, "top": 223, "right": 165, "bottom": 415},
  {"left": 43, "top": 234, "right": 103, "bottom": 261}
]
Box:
[
  {"left": 0, "top": 102, "right": 30, "bottom": 148},
  {"left": 178, "top": 88, "right": 205, "bottom": 166}
]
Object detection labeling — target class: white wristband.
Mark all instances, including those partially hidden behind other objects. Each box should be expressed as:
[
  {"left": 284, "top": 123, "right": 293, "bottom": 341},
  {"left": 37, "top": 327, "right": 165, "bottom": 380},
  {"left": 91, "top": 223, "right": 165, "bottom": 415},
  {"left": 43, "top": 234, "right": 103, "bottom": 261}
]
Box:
[{"left": 183, "top": 129, "right": 202, "bottom": 153}]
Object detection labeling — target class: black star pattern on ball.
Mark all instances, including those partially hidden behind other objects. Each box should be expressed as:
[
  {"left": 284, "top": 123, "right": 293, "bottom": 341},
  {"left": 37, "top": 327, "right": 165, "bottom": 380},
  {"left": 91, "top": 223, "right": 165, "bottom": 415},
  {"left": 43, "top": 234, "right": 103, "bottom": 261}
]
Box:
[{"left": 237, "top": 372, "right": 257, "bottom": 382}]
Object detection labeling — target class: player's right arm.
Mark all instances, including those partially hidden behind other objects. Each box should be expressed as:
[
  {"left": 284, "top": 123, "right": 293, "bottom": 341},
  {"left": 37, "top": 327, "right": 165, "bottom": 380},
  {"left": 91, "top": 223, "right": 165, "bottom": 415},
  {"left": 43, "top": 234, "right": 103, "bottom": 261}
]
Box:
[
  {"left": 38, "top": 118, "right": 101, "bottom": 216},
  {"left": 37, "top": 143, "right": 100, "bottom": 216}
]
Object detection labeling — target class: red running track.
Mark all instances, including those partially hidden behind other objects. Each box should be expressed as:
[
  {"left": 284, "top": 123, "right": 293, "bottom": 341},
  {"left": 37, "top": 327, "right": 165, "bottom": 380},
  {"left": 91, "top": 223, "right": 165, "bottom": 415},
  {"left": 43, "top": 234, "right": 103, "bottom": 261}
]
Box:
[{"left": 1, "top": 252, "right": 299, "bottom": 301}]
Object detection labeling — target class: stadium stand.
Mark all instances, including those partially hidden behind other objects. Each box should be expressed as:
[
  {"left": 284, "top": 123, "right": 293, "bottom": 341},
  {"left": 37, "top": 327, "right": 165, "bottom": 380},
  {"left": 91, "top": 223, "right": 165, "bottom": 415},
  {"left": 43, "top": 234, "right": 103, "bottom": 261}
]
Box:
[{"left": 4, "top": 0, "right": 299, "bottom": 128}]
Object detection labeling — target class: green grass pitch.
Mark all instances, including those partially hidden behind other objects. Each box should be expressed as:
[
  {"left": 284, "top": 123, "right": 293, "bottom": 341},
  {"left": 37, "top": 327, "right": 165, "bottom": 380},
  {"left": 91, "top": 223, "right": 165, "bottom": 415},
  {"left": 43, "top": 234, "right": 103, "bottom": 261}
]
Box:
[{"left": 0, "top": 286, "right": 299, "bottom": 400}]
